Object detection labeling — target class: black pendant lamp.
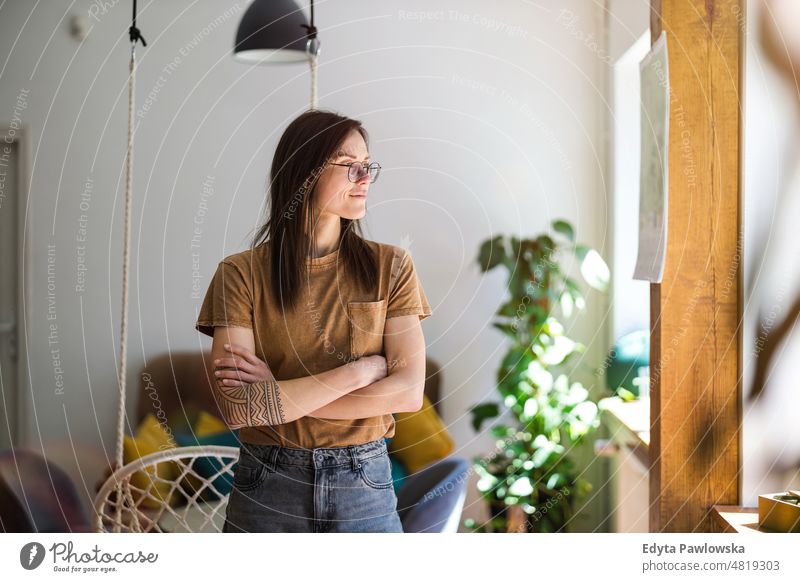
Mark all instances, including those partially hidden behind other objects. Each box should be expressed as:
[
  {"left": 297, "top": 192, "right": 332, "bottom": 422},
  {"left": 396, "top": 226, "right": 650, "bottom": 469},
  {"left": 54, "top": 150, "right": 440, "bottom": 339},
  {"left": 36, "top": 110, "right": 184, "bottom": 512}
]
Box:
[{"left": 233, "top": 0, "right": 319, "bottom": 64}]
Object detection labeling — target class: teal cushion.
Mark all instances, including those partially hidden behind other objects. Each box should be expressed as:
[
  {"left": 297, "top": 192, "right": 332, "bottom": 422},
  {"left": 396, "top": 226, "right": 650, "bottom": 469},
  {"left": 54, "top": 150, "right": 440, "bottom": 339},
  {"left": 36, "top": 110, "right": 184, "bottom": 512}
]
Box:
[
  {"left": 174, "top": 430, "right": 240, "bottom": 499},
  {"left": 390, "top": 455, "right": 407, "bottom": 494}
]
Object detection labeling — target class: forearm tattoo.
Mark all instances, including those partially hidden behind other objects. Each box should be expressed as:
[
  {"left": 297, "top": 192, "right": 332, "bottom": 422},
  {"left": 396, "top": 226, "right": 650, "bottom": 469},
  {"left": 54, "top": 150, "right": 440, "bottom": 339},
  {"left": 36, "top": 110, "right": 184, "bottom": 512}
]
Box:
[{"left": 215, "top": 380, "right": 286, "bottom": 428}]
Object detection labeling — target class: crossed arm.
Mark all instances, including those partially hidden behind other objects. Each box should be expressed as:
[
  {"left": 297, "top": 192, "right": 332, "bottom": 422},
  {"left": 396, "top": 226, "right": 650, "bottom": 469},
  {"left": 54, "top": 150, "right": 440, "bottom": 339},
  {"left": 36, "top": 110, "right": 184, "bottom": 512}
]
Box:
[
  {"left": 306, "top": 314, "right": 427, "bottom": 419},
  {"left": 209, "top": 314, "right": 426, "bottom": 429}
]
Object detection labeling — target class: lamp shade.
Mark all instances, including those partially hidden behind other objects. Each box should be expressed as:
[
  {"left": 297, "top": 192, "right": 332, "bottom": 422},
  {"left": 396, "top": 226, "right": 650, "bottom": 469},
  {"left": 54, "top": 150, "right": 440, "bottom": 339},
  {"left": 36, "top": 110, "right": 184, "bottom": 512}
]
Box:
[{"left": 233, "top": 0, "right": 309, "bottom": 63}]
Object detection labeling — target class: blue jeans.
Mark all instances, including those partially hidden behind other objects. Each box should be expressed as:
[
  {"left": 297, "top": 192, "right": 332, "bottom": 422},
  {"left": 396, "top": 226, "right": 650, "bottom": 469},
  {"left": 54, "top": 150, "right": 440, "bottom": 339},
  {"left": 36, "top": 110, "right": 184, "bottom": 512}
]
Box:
[{"left": 222, "top": 438, "right": 404, "bottom": 533}]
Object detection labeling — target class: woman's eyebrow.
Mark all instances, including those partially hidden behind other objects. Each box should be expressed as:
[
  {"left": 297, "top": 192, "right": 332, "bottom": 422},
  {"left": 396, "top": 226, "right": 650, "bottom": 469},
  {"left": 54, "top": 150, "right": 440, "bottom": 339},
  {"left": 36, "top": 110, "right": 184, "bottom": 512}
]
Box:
[{"left": 335, "top": 149, "right": 370, "bottom": 161}]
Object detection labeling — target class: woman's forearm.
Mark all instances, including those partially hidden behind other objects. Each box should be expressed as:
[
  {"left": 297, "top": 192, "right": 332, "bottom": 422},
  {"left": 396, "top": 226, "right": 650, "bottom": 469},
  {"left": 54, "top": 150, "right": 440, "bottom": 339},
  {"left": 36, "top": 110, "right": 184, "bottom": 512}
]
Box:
[
  {"left": 306, "top": 370, "right": 423, "bottom": 419},
  {"left": 215, "top": 362, "right": 365, "bottom": 429}
]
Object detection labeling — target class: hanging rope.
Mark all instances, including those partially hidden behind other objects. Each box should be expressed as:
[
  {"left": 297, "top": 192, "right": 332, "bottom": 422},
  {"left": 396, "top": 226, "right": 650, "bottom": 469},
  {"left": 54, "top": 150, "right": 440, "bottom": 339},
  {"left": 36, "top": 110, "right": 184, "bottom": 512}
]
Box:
[
  {"left": 301, "top": 0, "right": 319, "bottom": 110},
  {"left": 309, "top": 54, "right": 318, "bottom": 110},
  {"left": 128, "top": 0, "right": 147, "bottom": 47},
  {"left": 108, "top": 0, "right": 147, "bottom": 533}
]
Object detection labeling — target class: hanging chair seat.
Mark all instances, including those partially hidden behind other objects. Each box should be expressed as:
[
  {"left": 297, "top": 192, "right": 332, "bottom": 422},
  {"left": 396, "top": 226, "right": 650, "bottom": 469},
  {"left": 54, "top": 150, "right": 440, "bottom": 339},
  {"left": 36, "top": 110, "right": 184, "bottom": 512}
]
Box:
[{"left": 93, "top": 445, "right": 239, "bottom": 533}]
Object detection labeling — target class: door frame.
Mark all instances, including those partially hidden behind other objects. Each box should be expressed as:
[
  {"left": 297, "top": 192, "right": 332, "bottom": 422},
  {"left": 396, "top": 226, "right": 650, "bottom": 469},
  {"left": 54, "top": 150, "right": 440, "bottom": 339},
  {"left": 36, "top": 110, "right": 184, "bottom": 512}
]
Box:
[{"left": 1, "top": 122, "right": 32, "bottom": 448}]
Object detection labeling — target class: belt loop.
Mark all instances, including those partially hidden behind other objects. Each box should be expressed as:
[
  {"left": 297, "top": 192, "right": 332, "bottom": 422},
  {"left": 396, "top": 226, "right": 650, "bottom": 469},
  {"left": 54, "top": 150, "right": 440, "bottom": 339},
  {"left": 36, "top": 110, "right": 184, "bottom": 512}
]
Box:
[
  {"left": 266, "top": 445, "right": 280, "bottom": 473},
  {"left": 348, "top": 445, "right": 360, "bottom": 471}
]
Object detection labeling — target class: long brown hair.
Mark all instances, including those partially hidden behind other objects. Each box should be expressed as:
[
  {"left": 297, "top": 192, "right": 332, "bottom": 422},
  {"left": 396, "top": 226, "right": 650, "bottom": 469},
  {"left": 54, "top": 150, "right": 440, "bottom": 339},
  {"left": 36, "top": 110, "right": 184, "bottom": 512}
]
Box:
[{"left": 251, "top": 109, "right": 378, "bottom": 312}]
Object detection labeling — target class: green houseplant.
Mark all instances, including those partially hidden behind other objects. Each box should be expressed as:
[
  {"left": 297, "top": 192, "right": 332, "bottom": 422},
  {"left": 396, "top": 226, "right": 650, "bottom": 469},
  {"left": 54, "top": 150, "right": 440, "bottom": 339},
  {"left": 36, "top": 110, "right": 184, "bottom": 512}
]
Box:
[{"left": 464, "top": 219, "right": 610, "bottom": 533}]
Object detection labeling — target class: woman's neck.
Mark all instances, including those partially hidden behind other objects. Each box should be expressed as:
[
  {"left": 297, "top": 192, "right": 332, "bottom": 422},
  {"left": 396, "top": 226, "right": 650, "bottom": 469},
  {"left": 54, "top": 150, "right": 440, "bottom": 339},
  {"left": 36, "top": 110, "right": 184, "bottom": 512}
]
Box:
[{"left": 308, "top": 213, "right": 341, "bottom": 258}]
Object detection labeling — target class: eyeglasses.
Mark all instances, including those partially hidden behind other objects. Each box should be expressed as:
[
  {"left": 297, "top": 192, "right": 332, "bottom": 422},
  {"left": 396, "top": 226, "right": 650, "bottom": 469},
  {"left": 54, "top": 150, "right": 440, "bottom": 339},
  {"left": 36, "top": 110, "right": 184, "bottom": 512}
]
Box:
[{"left": 329, "top": 160, "right": 381, "bottom": 183}]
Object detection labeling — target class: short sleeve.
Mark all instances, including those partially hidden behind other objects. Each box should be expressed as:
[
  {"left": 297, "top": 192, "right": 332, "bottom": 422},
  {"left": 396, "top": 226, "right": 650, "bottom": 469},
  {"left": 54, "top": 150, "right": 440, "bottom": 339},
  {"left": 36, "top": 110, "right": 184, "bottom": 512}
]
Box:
[
  {"left": 194, "top": 260, "right": 254, "bottom": 338},
  {"left": 386, "top": 250, "right": 432, "bottom": 321}
]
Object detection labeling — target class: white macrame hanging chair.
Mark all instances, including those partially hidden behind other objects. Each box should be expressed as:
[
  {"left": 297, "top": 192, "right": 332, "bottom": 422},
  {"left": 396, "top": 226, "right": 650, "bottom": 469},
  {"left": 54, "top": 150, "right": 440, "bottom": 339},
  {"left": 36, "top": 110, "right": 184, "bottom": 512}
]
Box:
[{"left": 92, "top": 1, "right": 319, "bottom": 533}]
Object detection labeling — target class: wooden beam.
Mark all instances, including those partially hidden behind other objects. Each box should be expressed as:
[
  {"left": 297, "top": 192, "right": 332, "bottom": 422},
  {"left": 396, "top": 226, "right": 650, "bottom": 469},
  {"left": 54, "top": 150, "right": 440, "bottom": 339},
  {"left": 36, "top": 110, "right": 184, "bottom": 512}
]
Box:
[{"left": 648, "top": 0, "right": 743, "bottom": 532}]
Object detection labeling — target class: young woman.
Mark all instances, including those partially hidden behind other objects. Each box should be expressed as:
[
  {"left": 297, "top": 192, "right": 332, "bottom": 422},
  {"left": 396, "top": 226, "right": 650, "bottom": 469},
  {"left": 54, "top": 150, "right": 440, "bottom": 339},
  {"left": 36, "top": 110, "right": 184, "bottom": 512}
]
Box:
[{"left": 195, "top": 109, "right": 432, "bottom": 532}]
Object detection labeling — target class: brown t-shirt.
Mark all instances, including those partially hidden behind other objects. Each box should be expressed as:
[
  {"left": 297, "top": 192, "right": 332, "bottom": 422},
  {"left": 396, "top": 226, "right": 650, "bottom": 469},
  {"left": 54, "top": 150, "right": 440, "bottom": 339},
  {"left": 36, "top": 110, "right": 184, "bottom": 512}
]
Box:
[{"left": 194, "top": 239, "right": 432, "bottom": 449}]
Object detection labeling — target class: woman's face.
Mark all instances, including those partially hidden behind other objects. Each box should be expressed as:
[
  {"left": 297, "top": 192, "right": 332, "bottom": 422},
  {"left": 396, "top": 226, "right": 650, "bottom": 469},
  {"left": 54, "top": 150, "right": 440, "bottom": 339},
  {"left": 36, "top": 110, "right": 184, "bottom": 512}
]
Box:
[{"left": 312, "top": 130, "right": 371, "bottom": 221}]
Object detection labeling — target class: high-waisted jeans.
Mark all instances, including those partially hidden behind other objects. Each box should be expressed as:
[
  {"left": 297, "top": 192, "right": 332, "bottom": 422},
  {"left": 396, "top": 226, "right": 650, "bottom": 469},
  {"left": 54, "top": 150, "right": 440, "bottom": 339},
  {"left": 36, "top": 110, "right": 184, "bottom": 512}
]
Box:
[{"left": 222, "top": 438, "right": 404, "bottom": 533}]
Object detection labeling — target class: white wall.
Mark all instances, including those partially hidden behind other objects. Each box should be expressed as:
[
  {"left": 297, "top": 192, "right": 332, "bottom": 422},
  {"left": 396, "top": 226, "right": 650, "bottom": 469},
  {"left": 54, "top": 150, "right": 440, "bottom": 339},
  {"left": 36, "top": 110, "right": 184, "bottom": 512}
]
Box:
[{"left": 0, "top": 0, "right": 611, "bottom": 529}]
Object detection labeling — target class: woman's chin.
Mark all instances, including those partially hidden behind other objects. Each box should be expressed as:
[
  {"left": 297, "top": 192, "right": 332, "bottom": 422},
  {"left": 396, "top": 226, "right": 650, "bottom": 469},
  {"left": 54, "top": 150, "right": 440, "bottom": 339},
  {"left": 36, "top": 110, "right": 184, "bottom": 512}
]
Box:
[{"left": 341, "top": 204, "right": 366, "bottom": 220}]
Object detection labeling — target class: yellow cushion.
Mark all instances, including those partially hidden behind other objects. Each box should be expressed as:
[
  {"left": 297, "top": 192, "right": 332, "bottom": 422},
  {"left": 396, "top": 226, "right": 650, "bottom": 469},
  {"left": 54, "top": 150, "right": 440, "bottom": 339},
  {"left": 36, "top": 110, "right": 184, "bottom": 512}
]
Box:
[
  {"left": 122, "top": 414, "right": 179, "bottom": 509},
  {"left": 194, "top": 410, "right": 228, "bottom": 437},
  {"left": 388, "top": 394, "right": 454, "bottom": 473}
]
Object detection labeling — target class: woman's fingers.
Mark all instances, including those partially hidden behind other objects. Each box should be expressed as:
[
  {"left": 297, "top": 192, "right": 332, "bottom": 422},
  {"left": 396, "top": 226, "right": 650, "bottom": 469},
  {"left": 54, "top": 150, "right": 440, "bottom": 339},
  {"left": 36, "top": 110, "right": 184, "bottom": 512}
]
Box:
[
  {"left": 215, "top": 370, "right": 260, "bottom": 385},
  {"left": 215, "top": 368, "right": 254, "bottom": 381},
  {"left": 220, "top": 380, "right": 247, "bottom": 387},
  {"left": 214, "top": 356, "right": 255, "bottom": 373},
  {"left": 224, "top": 343, "right": 263, "bottom": 367},
  {"left": 215, "top": 345, "right": 273, "bottom": 386}
]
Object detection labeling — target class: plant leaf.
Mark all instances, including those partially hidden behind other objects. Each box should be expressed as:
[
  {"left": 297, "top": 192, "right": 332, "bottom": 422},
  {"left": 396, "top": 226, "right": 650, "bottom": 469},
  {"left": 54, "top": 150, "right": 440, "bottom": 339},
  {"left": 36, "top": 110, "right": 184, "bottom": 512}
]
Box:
[
  {"left": 492, "top": 321, "right": 519, "bottom": 339},
  {"left": 538, "top": 335, "right": 576, "bottom": 366},
  {"left": 477, "top": 235, "right": 506, "bottom": 272},
  {"left": 470, "top": 402, "right": 500, "bottom": 432},
  {"left": 564, "top": 277, "right": 586, "bottom": 310},
  {"left": 560, "top": 291, "right": 574, "bottom": 318},
  {"left": 490, "top": 424, "right": 512, "bottom": 438},
  {"left": 575, "top": 245, "right": 609, "bottom": 292},
  {"left": 552, "top": 219, "right": 575, "bottom": 242}
]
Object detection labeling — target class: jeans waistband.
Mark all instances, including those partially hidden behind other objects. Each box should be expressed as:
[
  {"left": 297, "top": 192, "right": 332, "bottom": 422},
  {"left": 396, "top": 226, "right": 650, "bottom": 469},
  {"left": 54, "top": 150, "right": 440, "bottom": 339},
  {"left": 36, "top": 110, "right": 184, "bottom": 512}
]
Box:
[{"left": 239, "top": 438, "right": 388, "bottom": 471}]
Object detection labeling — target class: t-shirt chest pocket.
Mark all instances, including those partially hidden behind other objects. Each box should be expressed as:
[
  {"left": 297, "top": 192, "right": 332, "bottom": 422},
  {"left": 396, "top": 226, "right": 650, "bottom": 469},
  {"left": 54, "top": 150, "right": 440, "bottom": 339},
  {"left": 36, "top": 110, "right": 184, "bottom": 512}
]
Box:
[{"left": 348, "top": 299, "right": 387, "bottom": 359}]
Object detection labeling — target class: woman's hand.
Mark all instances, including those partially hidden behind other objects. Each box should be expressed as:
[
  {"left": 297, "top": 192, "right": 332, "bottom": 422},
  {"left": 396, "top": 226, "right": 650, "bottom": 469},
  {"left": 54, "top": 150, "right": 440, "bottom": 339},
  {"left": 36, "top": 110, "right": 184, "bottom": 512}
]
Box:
[
  {"left": 349, "top": 354, "right": 389, "bottom": 388},
  {"left": 214, "top": 343, "right": 274, "bottom": 387}
]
